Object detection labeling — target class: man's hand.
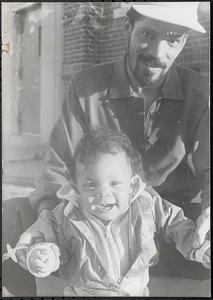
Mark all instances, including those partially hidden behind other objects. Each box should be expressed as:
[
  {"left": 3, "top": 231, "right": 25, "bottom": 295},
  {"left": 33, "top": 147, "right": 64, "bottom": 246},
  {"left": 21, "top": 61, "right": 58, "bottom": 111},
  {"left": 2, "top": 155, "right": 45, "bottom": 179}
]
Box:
[
  {"left": 15, "top": 209, "right": 57, "bottom": 270},
  {"left": 192, "top": 206, "right": 210, "bottom": 249}
]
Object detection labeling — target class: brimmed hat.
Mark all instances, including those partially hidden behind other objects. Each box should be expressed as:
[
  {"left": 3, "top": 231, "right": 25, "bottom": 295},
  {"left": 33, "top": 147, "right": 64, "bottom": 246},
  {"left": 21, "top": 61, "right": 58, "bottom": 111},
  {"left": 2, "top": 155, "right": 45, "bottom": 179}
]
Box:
[{"left": 128, "top": 2, "right": 205, "bottom": 33}]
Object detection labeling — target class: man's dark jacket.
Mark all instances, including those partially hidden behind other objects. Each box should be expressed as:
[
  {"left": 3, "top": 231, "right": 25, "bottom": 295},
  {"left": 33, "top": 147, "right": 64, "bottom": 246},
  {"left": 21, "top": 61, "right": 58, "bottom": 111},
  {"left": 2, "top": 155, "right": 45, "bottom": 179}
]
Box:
[{"left": 31, "top": 56, "right": 209, "bottom": 216}]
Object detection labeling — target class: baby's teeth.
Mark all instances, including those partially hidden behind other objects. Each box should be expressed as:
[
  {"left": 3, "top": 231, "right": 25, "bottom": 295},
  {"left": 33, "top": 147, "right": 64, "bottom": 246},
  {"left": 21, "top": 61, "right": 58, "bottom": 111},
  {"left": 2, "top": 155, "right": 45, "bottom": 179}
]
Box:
[
  {"left": 93, "top": 203, "right": 115, "bottom": 210},
  {"left": 100, "top": 204, "right": 111, "bottom": 210}
]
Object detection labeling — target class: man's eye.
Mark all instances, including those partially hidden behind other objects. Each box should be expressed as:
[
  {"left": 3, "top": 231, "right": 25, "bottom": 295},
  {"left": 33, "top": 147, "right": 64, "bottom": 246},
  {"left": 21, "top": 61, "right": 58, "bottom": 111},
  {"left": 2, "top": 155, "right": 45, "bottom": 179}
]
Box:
[
  {"left": 139, "top": 31, "right": 153, "bottom": 39},
  {"left": 167, "top": 37, "right": 180, "bottom": 45},
  {"left": 167, "top": 38, "right": 177, "bottom": 44}
]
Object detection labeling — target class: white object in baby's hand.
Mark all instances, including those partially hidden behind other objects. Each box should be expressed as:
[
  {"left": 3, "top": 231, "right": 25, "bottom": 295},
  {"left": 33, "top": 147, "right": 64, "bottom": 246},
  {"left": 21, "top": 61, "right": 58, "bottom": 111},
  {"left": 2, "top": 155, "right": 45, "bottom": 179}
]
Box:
[
  {"left": 2, "top": 244, "right": 28, "bottom": 263},
  {"left": 26, "top": 242, "right": 60, "bottom": 278}
]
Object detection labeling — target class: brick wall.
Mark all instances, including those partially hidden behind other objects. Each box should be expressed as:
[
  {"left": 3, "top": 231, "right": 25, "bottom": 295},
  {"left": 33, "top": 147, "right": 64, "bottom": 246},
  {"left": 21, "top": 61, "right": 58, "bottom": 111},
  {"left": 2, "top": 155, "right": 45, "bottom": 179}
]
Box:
[
  {"left": 62, "top": 2, "right": 94, "bottom": 90},
  {"left": 62, "top": 2, "right": 210, "bottom": 91}
]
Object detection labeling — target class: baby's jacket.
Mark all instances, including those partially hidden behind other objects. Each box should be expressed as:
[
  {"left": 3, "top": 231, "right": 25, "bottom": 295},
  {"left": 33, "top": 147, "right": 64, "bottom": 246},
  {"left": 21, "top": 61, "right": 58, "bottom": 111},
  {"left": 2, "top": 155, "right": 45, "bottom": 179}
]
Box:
[{"left": 49, "top": 183, "right": 208, "bottom": 296}]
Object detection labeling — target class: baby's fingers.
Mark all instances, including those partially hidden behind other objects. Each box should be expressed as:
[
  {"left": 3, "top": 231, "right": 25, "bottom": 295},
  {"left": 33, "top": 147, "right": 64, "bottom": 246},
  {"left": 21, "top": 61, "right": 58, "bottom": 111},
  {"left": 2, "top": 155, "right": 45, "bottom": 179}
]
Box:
[
  {"left": 35, "top": 258, "right": 50, "bottom": 268},
  {"left": 206, "top": 248, "right": 210, "bottom": 256},
  {"left": 202, "top": 248, "right": 211, "bottom": 269},
  {"left": 34, "top": 258, "right": 53, "bottom": 271},
  {"left": 203, "top": 253, "right": 210, "bottom": 262},
  {"left": 36, "top": 250, "right": 49, "bottom": 261},
  {"left": 203, "top": 248, "right": 210, "bottom": 263}
]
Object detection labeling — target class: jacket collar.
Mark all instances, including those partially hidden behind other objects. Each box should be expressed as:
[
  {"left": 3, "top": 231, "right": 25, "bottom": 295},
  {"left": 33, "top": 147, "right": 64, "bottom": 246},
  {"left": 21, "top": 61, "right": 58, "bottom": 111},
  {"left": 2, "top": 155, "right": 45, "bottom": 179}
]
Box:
[
  {"left": 58, "top": 177, "right": 148, "bottom": 219},
  {"left": 108, "top": 55, "right": 133, "bottom": 99},
  {"left": 161, "top": 63, "right": 183, "bottom": 100},
  {"left": 108, "top": 55, "right": 183, "bottom": 101}
]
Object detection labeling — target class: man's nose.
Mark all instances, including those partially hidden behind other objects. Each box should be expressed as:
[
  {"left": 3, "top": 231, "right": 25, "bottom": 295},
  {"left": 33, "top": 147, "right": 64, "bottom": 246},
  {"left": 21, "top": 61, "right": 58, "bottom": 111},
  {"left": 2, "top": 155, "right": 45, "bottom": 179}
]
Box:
[{"left": 146, "top": 38, "right": 168, "bottom": 59}]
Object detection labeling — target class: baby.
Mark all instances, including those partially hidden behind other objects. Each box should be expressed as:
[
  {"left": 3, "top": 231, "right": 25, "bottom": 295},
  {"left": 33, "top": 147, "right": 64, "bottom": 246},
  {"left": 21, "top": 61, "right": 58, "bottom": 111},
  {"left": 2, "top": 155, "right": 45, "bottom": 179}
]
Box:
[{"left": 10, "top": 128, "right": 210, "bottom": 296}]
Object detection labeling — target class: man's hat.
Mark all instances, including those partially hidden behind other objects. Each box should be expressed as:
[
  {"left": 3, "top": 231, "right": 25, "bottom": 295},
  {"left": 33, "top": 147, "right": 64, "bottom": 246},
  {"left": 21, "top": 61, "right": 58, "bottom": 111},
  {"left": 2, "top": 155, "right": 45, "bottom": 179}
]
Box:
[{"left": 128, "top": 2, "right": 205, "bottom": 33}]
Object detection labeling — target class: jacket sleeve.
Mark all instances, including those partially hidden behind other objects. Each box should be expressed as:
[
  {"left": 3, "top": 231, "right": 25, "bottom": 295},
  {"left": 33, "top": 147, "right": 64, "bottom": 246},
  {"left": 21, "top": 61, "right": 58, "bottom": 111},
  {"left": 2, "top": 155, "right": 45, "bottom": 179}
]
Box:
[
  {"left": 51, "top": 202, "right": 72, "bottom": 265},
  {"left": 29, "top": 77, "right": 87, "bottom": 214},
  {"left": 152, "top": 191, "right": 196, "bottom": 259},
  {"left": 190, "top": 105, "right": 210, "bottom": 211}
]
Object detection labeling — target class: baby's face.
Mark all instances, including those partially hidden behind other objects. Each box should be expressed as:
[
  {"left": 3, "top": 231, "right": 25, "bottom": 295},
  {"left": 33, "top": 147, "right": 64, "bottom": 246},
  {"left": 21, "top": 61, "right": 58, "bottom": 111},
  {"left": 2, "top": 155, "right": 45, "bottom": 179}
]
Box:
[{"left": 76, "top": 152, "right": 133, "bottom": 222}]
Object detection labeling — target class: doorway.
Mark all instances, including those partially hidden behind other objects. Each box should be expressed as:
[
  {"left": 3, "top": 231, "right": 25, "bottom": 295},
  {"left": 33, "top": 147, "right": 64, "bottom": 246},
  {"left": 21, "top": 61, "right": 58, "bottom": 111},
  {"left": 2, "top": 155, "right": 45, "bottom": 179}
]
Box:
[{"left": 16, "top": 4, "right": 41, "bottom": 135}]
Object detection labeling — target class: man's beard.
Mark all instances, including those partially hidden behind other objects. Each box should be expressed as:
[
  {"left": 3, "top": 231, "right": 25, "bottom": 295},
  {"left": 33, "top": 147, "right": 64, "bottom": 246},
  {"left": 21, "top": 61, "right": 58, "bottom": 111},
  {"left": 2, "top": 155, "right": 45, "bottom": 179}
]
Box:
[
  {"left": 134, "top": 60, "right": 154, "bottom": 87},
  {"left": 127, "top": 41, "right": 167, "bottom": 88},
  {"left": 127, "top": 52, "right": 150, "bottom": 87}
]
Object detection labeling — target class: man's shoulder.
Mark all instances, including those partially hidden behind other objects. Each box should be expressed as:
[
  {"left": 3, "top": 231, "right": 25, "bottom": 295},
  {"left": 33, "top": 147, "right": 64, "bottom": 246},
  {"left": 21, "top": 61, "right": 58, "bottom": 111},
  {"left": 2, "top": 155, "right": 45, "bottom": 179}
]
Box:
[
  {"left": 74, "top": 60, "right": 116, "bottom": 78},
  {"left": 70, "top": 60, "right": 117, "bottom": 95},
  {"left": 175, "top": 64, "right": 209, "bottom": 96}
]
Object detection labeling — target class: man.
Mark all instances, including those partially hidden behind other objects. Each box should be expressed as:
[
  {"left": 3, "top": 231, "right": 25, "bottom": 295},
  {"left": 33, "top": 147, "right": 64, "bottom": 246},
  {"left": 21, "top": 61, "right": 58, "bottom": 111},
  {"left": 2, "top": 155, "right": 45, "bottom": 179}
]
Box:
[{"left": 3, "top": 2, "right": 210, "bottom": 296}]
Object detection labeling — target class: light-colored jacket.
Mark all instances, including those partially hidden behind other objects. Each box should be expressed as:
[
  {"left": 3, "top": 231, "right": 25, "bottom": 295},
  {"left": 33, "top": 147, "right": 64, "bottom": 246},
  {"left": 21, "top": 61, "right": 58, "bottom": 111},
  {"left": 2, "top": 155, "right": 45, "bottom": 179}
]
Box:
[{"left": 48, "top": 183, "right": 208, "bottom": 296}]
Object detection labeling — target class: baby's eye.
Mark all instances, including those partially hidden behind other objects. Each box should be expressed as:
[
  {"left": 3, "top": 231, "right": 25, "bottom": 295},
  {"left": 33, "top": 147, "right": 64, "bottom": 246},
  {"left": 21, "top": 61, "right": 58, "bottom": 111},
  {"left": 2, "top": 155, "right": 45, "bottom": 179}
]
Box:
[
  {"left": 85, "top": 182, "right": 96, "bottom": 190},
  {"left": 111, "top": 181, "right": 122, "bottom": 186}
]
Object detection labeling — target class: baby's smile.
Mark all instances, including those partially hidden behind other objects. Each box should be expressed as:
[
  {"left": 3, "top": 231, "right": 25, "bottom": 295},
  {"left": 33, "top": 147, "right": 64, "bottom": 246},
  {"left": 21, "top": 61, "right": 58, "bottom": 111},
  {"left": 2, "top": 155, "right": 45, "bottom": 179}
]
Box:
[
  {"left": 90, "top": 195, "right": 117, "bottom": 211},
  {"left": 93, "top": 202, "right": 116, "bottom": 211}
]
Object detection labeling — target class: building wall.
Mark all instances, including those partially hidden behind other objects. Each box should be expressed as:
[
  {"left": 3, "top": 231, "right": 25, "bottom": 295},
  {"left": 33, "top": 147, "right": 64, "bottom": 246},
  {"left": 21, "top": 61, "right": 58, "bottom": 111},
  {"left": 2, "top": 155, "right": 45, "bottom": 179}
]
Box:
[
  {"left": 62, "top": 2, "right": 210, "bottom": 91},
  {"left": 2, "top": 2, "right": 63, "bottom": 161}
]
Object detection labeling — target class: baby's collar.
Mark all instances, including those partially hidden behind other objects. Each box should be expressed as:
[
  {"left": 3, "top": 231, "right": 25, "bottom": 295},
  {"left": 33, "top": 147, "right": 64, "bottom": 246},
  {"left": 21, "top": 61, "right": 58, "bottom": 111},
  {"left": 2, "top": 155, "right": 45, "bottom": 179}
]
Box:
[
  {"left": 130, "top": 175, "right": 152, "bottom": 203},
  {"left": 56, "top": 183, "right": 80, "bottom": 217},
  {"left": 57, "top": 178, "right": 152, "bottom": 217}
]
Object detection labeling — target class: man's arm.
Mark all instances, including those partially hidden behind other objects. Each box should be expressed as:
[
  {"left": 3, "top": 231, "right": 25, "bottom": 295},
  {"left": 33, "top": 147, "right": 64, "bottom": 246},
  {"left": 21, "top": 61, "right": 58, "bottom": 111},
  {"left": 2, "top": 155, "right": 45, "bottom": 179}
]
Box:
[
  {"left": 29, "top": 77, "right": 87, "bottom": 215},
  {"left": 190, "top": 105, "right": 210, "bottom": 247}
]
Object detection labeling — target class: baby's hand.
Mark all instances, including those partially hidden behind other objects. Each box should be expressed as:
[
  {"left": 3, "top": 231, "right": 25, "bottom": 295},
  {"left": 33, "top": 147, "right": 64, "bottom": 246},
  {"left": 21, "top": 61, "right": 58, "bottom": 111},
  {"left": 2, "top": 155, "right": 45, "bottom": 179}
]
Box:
[
  {"left": 28, "top": 248, "right": 53, "bottom": 274},
  {"left": 202, "top": 247, "right": 210, "bottom": 269},
  {"left": 27, "top": 243, "right": 60, "bottom": 277},
  {"left": 192, "top": 240, "right": 210, "bottom": 269}
]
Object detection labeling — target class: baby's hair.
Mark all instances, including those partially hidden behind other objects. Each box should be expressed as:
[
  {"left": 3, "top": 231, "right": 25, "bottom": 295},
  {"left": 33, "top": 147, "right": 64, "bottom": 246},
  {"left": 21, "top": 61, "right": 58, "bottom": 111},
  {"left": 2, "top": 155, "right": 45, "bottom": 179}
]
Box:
[{"left": 73, "top": 127, "right": 143, "bottom": 180}]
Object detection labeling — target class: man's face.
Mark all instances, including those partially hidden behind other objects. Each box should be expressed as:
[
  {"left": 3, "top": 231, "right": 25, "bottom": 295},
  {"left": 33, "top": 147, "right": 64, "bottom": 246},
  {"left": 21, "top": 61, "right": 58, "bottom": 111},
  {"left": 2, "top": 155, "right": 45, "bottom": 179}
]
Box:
[
  {"left": 76, "top": 152, "right": 133, "bottom": 223},
  {"left": 126, "top": 16, "right": 188, "bottom": 87}
]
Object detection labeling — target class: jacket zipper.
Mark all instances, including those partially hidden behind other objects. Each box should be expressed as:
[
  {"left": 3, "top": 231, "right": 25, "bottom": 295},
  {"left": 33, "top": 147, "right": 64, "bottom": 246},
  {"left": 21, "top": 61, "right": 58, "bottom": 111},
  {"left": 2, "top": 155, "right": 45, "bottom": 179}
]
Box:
[{"left": 105, "top": 226, "right": 120, "bottom": 280}]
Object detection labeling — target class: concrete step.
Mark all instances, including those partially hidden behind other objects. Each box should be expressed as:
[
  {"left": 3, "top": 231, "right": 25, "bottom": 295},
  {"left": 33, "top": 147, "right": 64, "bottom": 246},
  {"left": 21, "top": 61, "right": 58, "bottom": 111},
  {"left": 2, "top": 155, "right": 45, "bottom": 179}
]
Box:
[
  {"left": 3, "top": 158, "right": 44, "bottom": 187},
  {"left": 2, "top": 183, "right": 35, "bottom": 201}
]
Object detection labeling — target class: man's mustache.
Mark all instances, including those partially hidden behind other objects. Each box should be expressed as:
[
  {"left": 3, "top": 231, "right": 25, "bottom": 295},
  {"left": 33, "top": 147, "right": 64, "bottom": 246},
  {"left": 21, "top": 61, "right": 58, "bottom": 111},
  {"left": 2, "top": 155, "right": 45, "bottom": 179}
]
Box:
[{"left": 137, "top": 52, "right": 167, "bottom": 69}]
